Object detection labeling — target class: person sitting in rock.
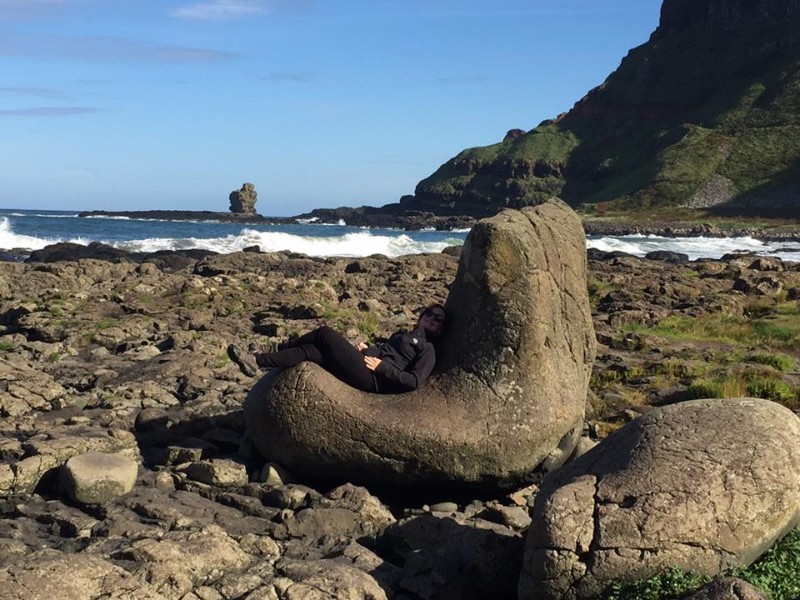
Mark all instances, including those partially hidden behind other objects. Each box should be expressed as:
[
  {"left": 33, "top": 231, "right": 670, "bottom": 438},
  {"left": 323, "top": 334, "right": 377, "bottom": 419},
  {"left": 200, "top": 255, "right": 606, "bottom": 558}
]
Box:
[{"left": 228, "top": 304, "right": 446, "bottom": 393}]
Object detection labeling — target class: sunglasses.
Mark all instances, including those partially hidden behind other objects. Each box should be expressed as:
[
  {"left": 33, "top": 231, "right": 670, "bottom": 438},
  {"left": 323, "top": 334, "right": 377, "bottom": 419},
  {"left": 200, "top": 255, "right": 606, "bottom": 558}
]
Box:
[{"left": 422, "top": 309, "right": 445, "bottom": 323}]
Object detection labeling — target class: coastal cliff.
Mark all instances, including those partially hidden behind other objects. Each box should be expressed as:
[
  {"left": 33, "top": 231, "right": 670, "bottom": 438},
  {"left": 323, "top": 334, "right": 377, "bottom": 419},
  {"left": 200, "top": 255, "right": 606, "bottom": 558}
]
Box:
[{"left": 407, "top": 0, "right": 800, "bottom": 218}]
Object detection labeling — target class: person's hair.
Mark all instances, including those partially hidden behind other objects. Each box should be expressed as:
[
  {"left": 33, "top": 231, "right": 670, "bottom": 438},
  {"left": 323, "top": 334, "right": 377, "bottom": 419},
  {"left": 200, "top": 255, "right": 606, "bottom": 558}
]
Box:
[{"left": 422, "top": 303, "right": 446, "bottom": 320}]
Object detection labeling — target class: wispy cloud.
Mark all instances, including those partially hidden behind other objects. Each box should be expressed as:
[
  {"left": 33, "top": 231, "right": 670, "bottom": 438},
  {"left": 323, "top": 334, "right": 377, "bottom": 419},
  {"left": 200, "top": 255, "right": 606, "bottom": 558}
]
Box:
[
  {"left": 0, "top": 0, "right": 64, "bottom": 4},
  {"left": 0, "top": 106, "right": 104, "bottom": 117},
  {"left": 0, "top": 32, "right": 236, "bottom": 64},
  {"left": 422, "top": 7, "right": 640, "bottom": 18},
  {"left": 262, "top": 72, "right": 317, "bottom": 83},
  {"left": 171, "top": 0, "right": 271, "bottom": 21},
  {"left": 0, "top": 86, "right": 69, "bottom": 100}
]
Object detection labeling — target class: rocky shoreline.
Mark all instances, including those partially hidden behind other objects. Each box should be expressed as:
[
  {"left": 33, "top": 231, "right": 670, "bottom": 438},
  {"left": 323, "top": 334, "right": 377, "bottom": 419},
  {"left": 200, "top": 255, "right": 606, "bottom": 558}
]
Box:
[
  {"left": 1, "top": 236, "right": 799, "bottom": 599},
  {"left": 78, "top": 208, "right": 800, "bottom": 241},
  {"left": 77, "top": 208, "right": 477, "bottom": 232}
]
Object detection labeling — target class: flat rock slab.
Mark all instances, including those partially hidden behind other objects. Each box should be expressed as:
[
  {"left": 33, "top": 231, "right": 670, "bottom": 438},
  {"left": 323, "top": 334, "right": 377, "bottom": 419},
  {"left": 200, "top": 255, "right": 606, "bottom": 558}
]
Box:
[
  {"left": 60, "top": 452, "right": 138, "bottom": 505},
  {"left": 245, "top": 200, "right": 596, "bottom": 488},
  {"left": 519, "top": 398, "right": 800, "bottom": 600},
  {"left": 0, "top": 550, "right": 167, "bottom": 600},
  {"left": 185, "top": 458, "right": 248, "bottom": 488}
]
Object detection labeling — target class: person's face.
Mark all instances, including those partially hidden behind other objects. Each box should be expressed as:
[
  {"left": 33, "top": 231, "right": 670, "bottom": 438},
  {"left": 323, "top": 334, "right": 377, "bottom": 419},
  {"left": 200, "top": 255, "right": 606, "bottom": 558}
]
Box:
[{"left": 418, "top": 307, "right": 446, "bottom": 336}]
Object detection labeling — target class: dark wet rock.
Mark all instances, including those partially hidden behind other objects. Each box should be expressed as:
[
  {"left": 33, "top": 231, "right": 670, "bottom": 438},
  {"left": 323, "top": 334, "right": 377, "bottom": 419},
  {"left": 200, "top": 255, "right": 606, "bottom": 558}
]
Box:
[
  {"left": 378, "top": 513, "right": 524, "bottom": 600},
  {"left": 26, "top": 242, "right": 131, "bottom": 263},
  {"left": 645, "top": 250, "right": 689, "bottom": 262}
]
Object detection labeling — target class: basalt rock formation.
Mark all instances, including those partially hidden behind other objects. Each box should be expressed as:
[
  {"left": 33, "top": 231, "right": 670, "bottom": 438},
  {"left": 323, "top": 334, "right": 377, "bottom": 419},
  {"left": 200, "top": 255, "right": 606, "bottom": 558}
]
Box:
[
  {"left": 243, "top": 199, "right": 596, "bottom": 488},
  {"left": 229, "top": 182, "right": 258, "bottom": 214},
  {"left": 406, "top": 0, "right": 800, "bottom": 218}
]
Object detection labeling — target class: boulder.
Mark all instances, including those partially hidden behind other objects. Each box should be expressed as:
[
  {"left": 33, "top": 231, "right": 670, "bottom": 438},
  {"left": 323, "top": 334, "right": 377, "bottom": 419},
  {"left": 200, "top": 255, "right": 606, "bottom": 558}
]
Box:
[
  {"left": 683, "top": 577, "right": 767, "bottom": 600},
  {"left": 244, "top": 199, "right": 596, "bottom": 487},
  {"left": 229, "top": 183, "right": 257, "bottom": 214},
  {"left": 185, "top": 459, "right": 248, "bottom": 488},
  {"left": 519, "top": 398, "right": 800, "bottom": 600},
  {"left": 60, "top": 452, "right": 138, "bottom": 505}
]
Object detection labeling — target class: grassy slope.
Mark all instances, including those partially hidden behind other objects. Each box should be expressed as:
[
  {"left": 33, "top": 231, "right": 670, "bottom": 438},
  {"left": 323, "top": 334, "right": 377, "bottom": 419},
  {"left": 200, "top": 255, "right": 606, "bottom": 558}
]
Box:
[{"left": 413, "top": 5, "right": 800, "bottom": 218}]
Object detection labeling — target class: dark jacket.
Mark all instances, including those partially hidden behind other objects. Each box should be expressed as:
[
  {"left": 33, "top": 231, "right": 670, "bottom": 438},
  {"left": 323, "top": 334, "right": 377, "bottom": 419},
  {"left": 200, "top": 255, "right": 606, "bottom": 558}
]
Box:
[{"left": 364, "top": 325, "right": 436, "bottom": 393}]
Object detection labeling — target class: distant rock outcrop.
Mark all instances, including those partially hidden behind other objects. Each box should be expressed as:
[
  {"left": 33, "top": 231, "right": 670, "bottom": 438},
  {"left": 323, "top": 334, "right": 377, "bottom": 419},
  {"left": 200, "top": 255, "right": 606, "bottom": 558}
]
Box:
[
  {"left": 407, "top": 0, "right": 800, "bottom": 218},
  {"left": 229, "top": 183, "right": 257, "bottom": 214},
  {"left": 243, "top": 198, "right": 596, "bottom": 488}
]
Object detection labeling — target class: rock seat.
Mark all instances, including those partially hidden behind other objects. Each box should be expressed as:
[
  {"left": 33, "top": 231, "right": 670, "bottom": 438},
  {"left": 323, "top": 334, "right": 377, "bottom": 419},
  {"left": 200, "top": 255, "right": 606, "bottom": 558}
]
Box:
[{"left": 244, "top": 199, "right": 596, "bottom": 487}]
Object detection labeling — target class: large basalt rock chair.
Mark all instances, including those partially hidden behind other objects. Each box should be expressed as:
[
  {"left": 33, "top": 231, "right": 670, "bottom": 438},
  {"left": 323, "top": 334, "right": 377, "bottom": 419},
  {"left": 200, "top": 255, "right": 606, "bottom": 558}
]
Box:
[{"left": 244, "top": 199, "right": 596, "bottom": 488}]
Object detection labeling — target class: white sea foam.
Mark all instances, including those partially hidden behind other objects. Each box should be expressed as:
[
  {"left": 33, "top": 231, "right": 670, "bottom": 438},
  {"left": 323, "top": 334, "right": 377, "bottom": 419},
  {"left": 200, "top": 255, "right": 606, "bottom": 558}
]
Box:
[
  {"left": 7, "top": 212, "right": 79, "bottom": 218},
  {"left": 2, "top": 214, "right": 798, "bottom": 260},
  {"left": 587, "top": 234, "right": 800, "bottom": 262},
  {"left": 0, "top": 218, "right": 56, "bottom": 250},
  {"left": 113, "top": 229, "right": 461, "bottom": 258}
]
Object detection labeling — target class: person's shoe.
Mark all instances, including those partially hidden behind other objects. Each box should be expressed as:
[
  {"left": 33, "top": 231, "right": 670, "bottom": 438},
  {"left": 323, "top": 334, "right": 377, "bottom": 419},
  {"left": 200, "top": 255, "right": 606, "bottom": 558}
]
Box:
[
  {"left": 227, "top": 344, "right": 258, "bottom": 377},
  {"left": 247, "top": 339, "right": 292, "bottom": 354}
]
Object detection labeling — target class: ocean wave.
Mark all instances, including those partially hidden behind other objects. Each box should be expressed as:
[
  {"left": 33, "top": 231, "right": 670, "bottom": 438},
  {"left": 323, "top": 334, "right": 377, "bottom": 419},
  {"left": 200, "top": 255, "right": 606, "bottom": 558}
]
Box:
[
  {"left": 4, "top": 212, "right": 79, "bottom": 219},
  {"left": 113, "top": 229, "right": 459, "bottom": 257},
  {"left": 0, "top": 217, "right": 59, "bottom": 250},
  {"left": 1, "top": 213, "right": 798, "bottom": 260},
  {"left": 587, "top": 234, "right": 800, "bottom": 261}
]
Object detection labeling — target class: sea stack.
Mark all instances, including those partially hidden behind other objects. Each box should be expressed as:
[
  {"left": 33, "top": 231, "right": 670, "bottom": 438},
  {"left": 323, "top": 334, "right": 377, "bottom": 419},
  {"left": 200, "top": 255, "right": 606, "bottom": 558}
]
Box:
[{"left": 229, "top": 183, "right": 258, "bottom": 215}]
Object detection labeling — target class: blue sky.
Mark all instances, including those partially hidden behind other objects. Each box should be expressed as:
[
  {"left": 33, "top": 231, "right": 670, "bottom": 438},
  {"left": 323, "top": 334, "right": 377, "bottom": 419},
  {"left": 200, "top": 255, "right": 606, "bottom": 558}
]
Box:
[{"left": 0, "top": 0, "right": 663, "bottom": 216}]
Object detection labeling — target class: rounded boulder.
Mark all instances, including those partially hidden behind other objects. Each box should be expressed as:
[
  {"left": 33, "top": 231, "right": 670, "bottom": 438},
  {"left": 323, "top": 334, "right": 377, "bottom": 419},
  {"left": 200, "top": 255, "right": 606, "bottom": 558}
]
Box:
[{"left": 519, "top": 398, "right": 800, "bottom": 600}]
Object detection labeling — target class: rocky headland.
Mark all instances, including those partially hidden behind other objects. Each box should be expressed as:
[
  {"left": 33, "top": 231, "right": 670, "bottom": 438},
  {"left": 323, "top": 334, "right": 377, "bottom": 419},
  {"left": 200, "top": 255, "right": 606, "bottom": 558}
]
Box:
[
  {"left": 2, "top": 202, "right": 800, "bottom": 598},
  {"left": 407, "top": 0, "right": 800, "bottom": 219}
]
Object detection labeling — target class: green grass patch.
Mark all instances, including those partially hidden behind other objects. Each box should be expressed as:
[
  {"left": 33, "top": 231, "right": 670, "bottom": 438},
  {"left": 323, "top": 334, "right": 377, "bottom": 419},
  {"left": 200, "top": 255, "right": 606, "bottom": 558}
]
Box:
[
  {"left": 728, "top": 529, "right": 800, "bottom": 599},
  {"left": 606, "top": 529, "right": 800, "bottom": 600},
  {"left": 0, "top": 341, "right": 13, "bottom": 351},
  {"left": 96, "top": 318, "right": 121, "bottom": 330},
  {"left": 604, "top": 567, "right": 709, "bottom": 600},
  {"left": 745, "top": 352, "right": 796, "bottom": 372},
  {"left": 681, "top": 370, "right": 799, "bottom": 409},
  {"left": 626, "top": 312, "right": 800, "bottom": 350}
]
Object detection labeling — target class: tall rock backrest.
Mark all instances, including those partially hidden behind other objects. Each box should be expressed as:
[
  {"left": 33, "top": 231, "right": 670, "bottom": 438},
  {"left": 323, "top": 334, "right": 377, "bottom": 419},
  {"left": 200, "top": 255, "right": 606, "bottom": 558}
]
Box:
[
  {"left": 439, "top": 201, "right": 595, "bottom": 410},
  {"left": 244, "top": 198, "right": 596, "bottom": 488}
]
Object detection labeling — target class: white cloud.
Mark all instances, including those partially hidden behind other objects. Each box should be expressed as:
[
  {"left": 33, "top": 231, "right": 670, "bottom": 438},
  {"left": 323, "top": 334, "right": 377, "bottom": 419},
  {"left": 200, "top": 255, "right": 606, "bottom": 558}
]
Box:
[
  {"left": 0, "top": 106, "right": 103, "bottom": 117},
  {"left": 0, "top": 32, "right": 237, "bottom": 64},
  {"left": 171, "top": 0, "right": 270, "bottom": 21},
  {"left": 0, "top": 0, "right": 64, "bottom": 4},
  {"left": 0, "top": 86, "right": 69, "bottom": 99}
]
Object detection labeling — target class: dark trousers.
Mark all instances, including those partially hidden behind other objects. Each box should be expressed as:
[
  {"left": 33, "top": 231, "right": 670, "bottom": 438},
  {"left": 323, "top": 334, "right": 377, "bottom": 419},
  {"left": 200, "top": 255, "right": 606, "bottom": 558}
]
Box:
[{"left": 259, "top": 326, "right": 377, "bottom": 392}]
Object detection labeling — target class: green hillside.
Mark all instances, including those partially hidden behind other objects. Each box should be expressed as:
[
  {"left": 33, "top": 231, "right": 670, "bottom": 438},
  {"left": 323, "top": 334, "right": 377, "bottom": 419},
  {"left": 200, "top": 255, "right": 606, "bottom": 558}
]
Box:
[{"left": 407, "top": 0, "right": 800, "bottom": 218}]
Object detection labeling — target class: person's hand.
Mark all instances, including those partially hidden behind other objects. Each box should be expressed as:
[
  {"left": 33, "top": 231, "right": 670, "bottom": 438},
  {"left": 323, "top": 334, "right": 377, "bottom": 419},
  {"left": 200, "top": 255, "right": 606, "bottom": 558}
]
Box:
[
  {"left": 364, "top": 356, "right": 382, "bottom": 371},
  {"left": 356, "top": 341, "right": 368, "bottom": 352}
]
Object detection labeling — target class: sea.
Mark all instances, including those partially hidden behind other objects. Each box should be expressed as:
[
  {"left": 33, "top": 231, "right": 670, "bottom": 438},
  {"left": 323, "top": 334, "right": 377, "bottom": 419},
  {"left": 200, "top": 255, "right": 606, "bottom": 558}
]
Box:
[{"left": 2, "top": 209, "right": 800, "bottom": 262}]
